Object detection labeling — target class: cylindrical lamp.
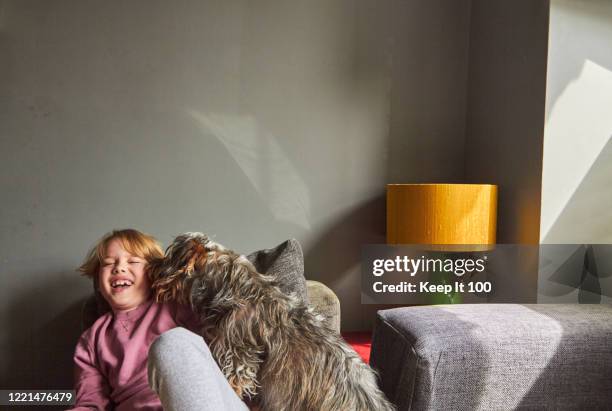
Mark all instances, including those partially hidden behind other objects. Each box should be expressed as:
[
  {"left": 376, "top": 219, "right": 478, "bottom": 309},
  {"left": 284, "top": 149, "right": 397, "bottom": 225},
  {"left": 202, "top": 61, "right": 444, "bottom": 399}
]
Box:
[{"left": 387, "top": 184, "right": 497, "bottom": 246}]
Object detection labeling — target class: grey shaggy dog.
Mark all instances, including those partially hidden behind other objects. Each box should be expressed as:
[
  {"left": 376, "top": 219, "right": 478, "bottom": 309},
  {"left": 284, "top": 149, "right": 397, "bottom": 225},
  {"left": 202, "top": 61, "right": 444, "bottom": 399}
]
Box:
[{"left": 150, "top": 232, "right": 395, "bottom": 411}]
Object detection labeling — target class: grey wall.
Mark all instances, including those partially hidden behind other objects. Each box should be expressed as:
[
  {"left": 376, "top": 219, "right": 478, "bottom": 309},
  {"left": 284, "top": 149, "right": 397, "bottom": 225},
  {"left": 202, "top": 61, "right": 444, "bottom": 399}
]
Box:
[
  {"left": 387, "top": 0, "right": 471, "bottom": 183},
  {"left": 0, "top": 0, "right": 472, "bottom": 389},
  {"left": 462, "top": 0, "right": 549, "bottom": 305},
  {"left": 464, "top": 0, "right": 550, "bottom": 245}
]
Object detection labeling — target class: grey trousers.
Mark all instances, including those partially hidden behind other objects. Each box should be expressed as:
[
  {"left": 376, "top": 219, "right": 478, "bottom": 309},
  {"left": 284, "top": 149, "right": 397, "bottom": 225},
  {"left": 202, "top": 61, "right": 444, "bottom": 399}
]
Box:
[{"left": 148, "top": 327, "right": 249, "bottom": 411}]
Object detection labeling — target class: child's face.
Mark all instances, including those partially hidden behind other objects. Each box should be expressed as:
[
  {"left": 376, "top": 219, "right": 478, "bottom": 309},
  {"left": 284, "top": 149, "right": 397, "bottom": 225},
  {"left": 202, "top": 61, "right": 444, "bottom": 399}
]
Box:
[{"left": 99, "top": 238, "right": 151, "bottom": 311}]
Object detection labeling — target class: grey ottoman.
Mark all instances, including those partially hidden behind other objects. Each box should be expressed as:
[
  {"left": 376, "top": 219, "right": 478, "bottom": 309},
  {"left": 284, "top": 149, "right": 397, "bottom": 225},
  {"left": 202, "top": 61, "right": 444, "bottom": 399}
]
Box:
[{"left": 370, "top": 304, "right": 612, "bottom": 410}]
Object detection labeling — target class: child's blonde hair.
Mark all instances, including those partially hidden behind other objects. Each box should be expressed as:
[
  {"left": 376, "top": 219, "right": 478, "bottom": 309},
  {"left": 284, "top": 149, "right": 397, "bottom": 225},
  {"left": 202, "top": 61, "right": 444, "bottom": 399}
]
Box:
[{"left": 79, "top": 229, "right": 164, "bottom": 279}]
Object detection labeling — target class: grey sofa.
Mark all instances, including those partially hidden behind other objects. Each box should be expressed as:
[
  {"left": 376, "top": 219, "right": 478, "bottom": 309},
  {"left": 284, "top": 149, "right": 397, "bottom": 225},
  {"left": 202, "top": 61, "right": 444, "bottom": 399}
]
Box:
[{"left": 370, "top": 304, "right": 612, "bottom": 410}]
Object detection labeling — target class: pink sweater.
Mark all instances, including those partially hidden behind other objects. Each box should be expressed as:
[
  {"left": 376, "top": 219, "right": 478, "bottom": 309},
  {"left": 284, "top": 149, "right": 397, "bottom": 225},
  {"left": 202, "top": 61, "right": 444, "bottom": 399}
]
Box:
[{"left": 69, "top": 299, "right": 200, "bottom": 411}]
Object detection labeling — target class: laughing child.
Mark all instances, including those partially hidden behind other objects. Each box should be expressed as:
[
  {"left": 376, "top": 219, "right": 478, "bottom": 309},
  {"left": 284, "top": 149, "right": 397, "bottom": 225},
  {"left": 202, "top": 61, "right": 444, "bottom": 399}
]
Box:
[{"left": 69, "top": 229, "right": 249, "bottom": 411}]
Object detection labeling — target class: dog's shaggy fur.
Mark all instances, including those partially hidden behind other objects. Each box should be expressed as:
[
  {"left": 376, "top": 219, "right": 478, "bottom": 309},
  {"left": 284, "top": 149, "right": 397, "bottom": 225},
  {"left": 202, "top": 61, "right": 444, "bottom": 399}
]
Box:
[{"left": 150, "top": 233, "right": 394, "bottom": 411}]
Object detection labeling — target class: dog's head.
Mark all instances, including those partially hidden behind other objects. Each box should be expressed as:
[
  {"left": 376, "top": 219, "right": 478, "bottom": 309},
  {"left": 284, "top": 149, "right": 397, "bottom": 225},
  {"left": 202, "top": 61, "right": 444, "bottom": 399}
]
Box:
[
  {"left": 151, "top": 232, "right": 267, "bottom": 309},
  {"left": 150, "top": 232, "right": 225, "bottom": 304}
]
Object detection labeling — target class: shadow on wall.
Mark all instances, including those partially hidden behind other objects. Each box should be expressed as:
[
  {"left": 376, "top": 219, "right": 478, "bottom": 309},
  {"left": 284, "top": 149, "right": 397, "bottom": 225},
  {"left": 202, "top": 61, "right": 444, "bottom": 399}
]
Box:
[
  {"left": 540, "top": 136, "right": 612, "bottom": 302},
  {"left": 2, "top": 271, "right": 86, "bottom": 391},
  {"left": 304, "top": 194, "right": 385, "bottom": 284},
  {"left": 542, "top": 136, "right": 612, "bottom": 243},
  {"left": 539, "top": 243, "right": 612, "bottom": 304},
  {"left": 545, "top": 0, "right": 612, "bottom": 120},
  {"left": 541, "top": 1, "right": 612, "bottom": 244},
  {"left": 303, "top": 194, "right": 391, "bottom": 330}
]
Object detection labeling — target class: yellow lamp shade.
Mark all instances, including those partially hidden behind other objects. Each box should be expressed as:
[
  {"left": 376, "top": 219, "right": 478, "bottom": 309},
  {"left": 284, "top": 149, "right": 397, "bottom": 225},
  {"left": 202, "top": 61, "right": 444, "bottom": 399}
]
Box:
[{"left": 387, "top": 184, "right": 497, "bottom": 245}]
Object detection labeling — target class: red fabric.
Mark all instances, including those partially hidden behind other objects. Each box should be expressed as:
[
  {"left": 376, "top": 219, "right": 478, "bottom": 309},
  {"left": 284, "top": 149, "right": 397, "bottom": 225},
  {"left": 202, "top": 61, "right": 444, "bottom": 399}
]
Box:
[{"left": 342, "top": 331, "right": 373, "bottom": 364}]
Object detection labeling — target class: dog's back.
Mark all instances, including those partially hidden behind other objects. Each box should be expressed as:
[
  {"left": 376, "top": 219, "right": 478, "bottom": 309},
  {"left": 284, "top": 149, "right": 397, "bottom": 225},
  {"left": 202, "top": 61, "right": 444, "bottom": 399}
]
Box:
[{"left": 255, "top": 303, "right": 395, "bottom": 411}]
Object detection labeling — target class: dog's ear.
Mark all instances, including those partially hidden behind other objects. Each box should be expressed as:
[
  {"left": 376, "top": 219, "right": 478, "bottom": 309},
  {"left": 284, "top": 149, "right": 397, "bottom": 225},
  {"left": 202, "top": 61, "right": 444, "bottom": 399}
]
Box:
[
  {"left": 211, "top": 304, "right": 264, "bottom": 400},
  {"left": 166, "top": 234, "right": 210, "bottom": 270},
  {"left": 151, "top": 233, "right": 212, "bottom": 304}
]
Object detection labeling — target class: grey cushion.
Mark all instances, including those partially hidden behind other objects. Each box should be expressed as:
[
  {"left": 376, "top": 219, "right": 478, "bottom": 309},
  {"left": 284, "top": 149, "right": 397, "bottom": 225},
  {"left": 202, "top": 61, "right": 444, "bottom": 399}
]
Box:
[
  {"left": 247, "top": 238, "right": 308, "bottom": 305},
  {"left": 370, "top": 304, "right": 612, "bottom": 410}
]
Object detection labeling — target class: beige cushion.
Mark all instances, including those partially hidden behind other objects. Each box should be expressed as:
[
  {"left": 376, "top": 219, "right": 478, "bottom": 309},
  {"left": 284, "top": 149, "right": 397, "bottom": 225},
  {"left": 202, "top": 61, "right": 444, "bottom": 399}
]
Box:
[{"left": 306, "top": 280, "right": 341, "bottom": 333}]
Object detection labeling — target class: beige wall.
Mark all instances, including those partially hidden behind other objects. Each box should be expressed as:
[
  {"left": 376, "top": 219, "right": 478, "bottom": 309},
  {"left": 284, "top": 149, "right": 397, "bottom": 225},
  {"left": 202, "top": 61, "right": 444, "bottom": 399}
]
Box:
[
  {"left": 538, "top": 0, "right": 612, "bottom": 304},
  {"left": 540, "top": 0, "right": 612, "bottom": 244}
]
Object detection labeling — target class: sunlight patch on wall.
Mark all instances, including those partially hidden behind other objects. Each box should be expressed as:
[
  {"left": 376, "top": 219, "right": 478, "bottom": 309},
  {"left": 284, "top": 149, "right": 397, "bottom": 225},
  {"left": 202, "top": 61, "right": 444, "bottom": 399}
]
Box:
[
  {"left": 541, "top": 59, "right": 612, "bottom": 241},
  {"left": 188, "top": 110, "right": 311, "bottom": 230}
]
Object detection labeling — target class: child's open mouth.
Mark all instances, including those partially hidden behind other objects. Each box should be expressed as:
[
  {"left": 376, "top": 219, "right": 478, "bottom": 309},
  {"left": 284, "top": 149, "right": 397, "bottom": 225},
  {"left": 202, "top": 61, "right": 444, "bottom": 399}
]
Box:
[{"left": 111, "top": 279, "right": 134, "bottom": 293}]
